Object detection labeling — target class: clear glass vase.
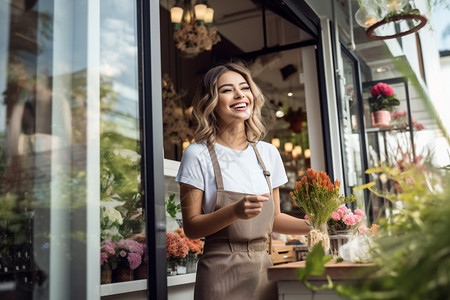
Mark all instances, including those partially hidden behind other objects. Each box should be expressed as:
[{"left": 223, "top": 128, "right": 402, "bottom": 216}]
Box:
[{"left": 307, "top": 223, "right": 330, "bottom": 252}]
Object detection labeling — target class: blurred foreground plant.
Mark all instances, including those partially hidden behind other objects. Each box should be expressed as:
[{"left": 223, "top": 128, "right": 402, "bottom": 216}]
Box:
[{"left": 297, "top": 164, "right": 450, "bottom": 299}]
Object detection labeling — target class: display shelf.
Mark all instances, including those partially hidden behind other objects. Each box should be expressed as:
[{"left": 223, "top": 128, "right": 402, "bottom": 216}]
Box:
[
  {"left": 100, "top": 280, "right": 147, "bottom": 296},
  {"left": 100, "top": 273, "right": 196, "bottom": 296},
  {"left": 167, "top": 273, "right": 196, "bottom": 287}
]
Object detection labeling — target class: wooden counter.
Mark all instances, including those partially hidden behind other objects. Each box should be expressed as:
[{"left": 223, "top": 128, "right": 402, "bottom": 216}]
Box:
[
  {"left": 268, "top": 260, "right": 375, "bottom": 281},
  {"left": 268, "top": 261, "right": 375, "bottom": 300}
]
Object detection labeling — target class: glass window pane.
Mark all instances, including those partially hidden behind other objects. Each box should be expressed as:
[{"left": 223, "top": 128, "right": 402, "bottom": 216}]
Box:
[
  {"left": 99, "top": 0, "right": 145, "bottom": 284},
  {"left": 339, "top": 48, "right": 367, "bottom": 213},
  {"left": 0, "top": 0, "right": 145, "bottom": 297},
  {"left": 0, "top": 0, "right": 100, "bottom": 298}
]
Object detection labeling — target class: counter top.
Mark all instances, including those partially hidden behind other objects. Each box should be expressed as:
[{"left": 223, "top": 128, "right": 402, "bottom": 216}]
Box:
[{"left": 268, "top": 260, "right": 375, "bottom": 281}]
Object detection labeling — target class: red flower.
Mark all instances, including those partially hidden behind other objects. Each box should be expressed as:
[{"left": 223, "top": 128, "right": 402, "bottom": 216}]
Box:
[{"left": 370, "top": 82, "right": 394, "bottom": 97}]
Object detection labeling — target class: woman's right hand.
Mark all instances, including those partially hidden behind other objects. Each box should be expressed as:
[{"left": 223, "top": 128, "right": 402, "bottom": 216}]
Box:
[{"left": 233, "top": 194, "right": 269, "bottom": 220}]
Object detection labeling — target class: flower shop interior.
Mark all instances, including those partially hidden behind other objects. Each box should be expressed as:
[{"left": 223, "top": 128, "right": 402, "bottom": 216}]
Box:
[
  {"left": 1, "top": 0, "right": 449, "bottom": 299},
  {"left": 155, "top": 0, "right": 449, "bottom": 299}
]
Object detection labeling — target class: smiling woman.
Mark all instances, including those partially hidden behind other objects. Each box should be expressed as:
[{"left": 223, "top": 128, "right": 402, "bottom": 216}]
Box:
[
  {"left": 175, "top": 63, "right": 309, "bottom": 300},
  {"left": 215, "top": 71, "right": 253, "bottom": 137}
]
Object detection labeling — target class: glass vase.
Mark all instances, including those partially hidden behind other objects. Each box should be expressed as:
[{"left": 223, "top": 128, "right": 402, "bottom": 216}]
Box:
[
  {"left": 329, "top": 230, "right": 352, "bottom": 258},
  {"left": 167, "top": 260, "right": 177, "bottom": 276},
  {"left": 186, "top": 254, "right": 199, "bottom": 274},
  {"left": 307, "top": 223, "right": 330, "bottom": 252}
]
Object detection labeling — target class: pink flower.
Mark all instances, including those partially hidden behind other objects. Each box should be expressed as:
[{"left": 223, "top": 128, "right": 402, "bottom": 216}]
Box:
[
  {"left": 331, "top": 212, "right": 340, "bottom": 221},
  {"left": 304, "top": 215, "right": 309, "bottom": 221},
  {"left": 120, "top": 250, "right": 126, "bottom": 257},
  {"left": 358, "top": 224, "right": 369, "bottom": 234},
  {"left": 391, "top": 111, "right": 406, "bottom": 119},
  {"left": 127, "top": 252, "right": 142, "bottom": 269},
  {"left": 337, "top": 205, "right": 349, "bottom": 219},
  {"left": 414, "top": 122, "right": 424, "bottom": 130},
  {"left": 370, "top": 82, "right": 394, "bottom": 97},
  {"left": 354, "top": 209, "right": 365, "bottom": 217},
  {"left": 115, "top": 239, "right": 144, "bottom": 256},
  {"left": 101, "top": 252, "right": 108, "bottom": 265},
  {"left": 343, "top": 214, "right": 358, "bottom": 226}
]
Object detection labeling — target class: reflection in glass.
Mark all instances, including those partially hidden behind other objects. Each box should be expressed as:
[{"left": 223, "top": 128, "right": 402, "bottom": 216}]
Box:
[
  {"left": 99, "top": 0, "right": 145, "bottom": 283},
  {"left": 0, "top": 0, "right": 145, "bottom": 297},
  {"left": 339, "top": 48, "right": 366, "bottom": 214}
]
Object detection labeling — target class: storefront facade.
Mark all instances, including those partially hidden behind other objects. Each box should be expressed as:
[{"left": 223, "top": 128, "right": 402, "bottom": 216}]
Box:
[{"left": 0, "top": 0, "right": 447, "bottom": 299}]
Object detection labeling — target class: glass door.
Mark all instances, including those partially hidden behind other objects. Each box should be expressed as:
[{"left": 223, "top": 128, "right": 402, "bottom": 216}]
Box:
[{"left": 336, "top": 45, "right": 370, "bottom": 218}]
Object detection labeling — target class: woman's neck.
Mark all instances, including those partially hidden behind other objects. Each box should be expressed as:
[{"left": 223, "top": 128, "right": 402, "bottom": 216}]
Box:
[{"left": 216, "top": 125, "right": 248, "bottom": 150}]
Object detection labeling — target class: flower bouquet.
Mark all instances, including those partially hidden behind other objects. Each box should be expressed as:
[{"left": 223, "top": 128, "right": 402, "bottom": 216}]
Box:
[
  {"left": 290, "top": 168, "right": 355, "bottom": 252},
  {"left": 327, "top": 205, "right": 366, "bottom": 257},
  {"left": 328, "top": 205, "right": 366, "bottom": 234},
  {"left": 100, "top": 240, "right": 117, "bottom": 284},
  {"left": 114, "top": 238, "right": 145, "bottom": 281},
  {"left": 166, "top": 232, "right": 189, "bottom": 276},
  {"left": 391, "top": 110, "right": 424, "bottom": 130},
  {"left": 175, "top": 228, "right": 204, "bottom": 273}
]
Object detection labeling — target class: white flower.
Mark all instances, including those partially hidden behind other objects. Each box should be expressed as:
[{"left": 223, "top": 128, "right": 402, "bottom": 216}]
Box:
[
  {"left": 101, "top": 226, "right": 123, "bottom": 241},
  {"left": 101, "top": 206, "right": 124, "bottom": 226}
]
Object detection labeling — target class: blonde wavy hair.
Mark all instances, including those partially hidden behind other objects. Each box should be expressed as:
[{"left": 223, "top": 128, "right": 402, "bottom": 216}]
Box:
[{"left": 192, "top": 62, "right": 267, "bottom": 144}]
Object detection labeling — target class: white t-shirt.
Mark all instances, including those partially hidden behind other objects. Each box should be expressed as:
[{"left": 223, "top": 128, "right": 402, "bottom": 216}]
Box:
[{"left": 175, "top": 141, "right": 288, "bottom": 213}]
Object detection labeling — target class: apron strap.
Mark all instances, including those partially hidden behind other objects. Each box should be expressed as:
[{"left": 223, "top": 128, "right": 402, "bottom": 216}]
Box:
[
  {"left": 207, "top": 142, "right": 224, "bottom": 191},
  {"left": 250, "top": 142, "right": 273, "bottom": 196}
]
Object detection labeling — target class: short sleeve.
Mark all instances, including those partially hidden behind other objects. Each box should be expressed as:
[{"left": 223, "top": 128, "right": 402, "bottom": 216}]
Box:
[
  {"left": 268, "top": 144, "right": 288, "bottom": 188},
  {"left": 175, "top": 144, "right": 205, "bottom": 191}
]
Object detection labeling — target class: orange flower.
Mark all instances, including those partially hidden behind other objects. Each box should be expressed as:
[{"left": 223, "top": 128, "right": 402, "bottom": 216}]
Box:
[{"left": 175, "top": 228, "right": 204, "bottom": 254}]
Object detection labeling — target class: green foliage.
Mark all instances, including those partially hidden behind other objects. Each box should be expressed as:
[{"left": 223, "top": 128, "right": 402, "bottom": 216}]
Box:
[
  {"left": 165, "top": 194, "right": 180, "bottom": 219},
  {"left": 296, "top": 241, "right": 334, "bottom": 292},
  {"left": 337, "top": 166, "right": 449, "bottom": 299},
  {"left": 368, "top": 94, "right": 400, "bottom": 112},
  {"left": 298, "top": 163, "right": 450, "bottom": 299},
  {"left": 100, "top": 130, "right": 144, "bottom": 238}
]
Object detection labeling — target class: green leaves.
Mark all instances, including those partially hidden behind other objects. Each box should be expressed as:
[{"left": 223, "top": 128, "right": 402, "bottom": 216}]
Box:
[
  {"left": 296, "top": 241, "right": 334, "bottom": 292},
  {"left": 165, "top": 194, "right": 181, "bottom": 219}
]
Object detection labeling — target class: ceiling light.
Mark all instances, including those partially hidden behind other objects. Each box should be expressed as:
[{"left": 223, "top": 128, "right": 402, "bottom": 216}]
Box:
[
  {"left": 171, "top": 0, "right": 220, "bottom": 57},
  {"left": 275, "top": 101, "right": 284, "bottom": 118},
  {"left": 376, "top": 67, "right": 388, "bottom": 73},
  {"left": 287, "top": 92, "right": 293, "bottom": 97}
]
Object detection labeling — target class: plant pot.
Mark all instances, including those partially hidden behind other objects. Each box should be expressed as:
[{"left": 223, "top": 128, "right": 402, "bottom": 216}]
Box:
[
  {"left": 329, "top": 230, "right": 352, "bottom": 258},
  {"left": 371, "top": 111, "right": 391, "bottom": 127},
  {"left": 134, "top": 264, "right": 147, "bottom": 280},
  {"left": 101, "top": 269, "right": 112, "bottom": 284},
  {"left": 115, "top": 268, "right": 134, "bottom": 282},
  {"left": 186, "top": 256, "right": 199, "bottom": 274},
  {"left": 167, "top": 260, "right": 178, "bottom": 276},
  {"left": 177, "top": 259, "right": 187, "bottom": 275},
  {"left": 307, "top": 223, "right": 330, "bottom": 252}
]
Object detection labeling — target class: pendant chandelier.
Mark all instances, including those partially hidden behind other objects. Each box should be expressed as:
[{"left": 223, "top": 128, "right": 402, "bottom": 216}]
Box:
[
  {"left": 355, "top": 0, "right": 427, "bottom": 40},
  {"left": 170, "top": 0, "right": 221, "bottom": 58}
]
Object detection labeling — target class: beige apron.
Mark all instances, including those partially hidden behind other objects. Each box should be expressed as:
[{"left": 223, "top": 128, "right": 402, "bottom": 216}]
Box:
[{"left": 194, "top": 142, "right": 277, "bottom": 300}]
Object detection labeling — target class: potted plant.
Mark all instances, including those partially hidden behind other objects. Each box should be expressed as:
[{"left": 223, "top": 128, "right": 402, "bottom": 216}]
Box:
[
  {"left": 290, "top": 168, "right": 355, "bottom": 252},
  {"left": 114, "top": 238, "right": 144, "bottom": 282},
  {"left": 100, "top": 240, "right": 117, "bottom": 284},
  {"left": 166, "top": 231, "right": 189, "bottom": 276},
  {"left": 368, "top": 82, "right": 400, "bottom": 127},
  {"left": 175, "top": 228, "right": 204, "bottom": 273}
]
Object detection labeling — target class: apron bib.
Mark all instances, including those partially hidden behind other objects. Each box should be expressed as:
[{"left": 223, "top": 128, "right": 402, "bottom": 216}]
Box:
[{"left": 194, "top": 142, "right": 277, "bottom": 300}]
